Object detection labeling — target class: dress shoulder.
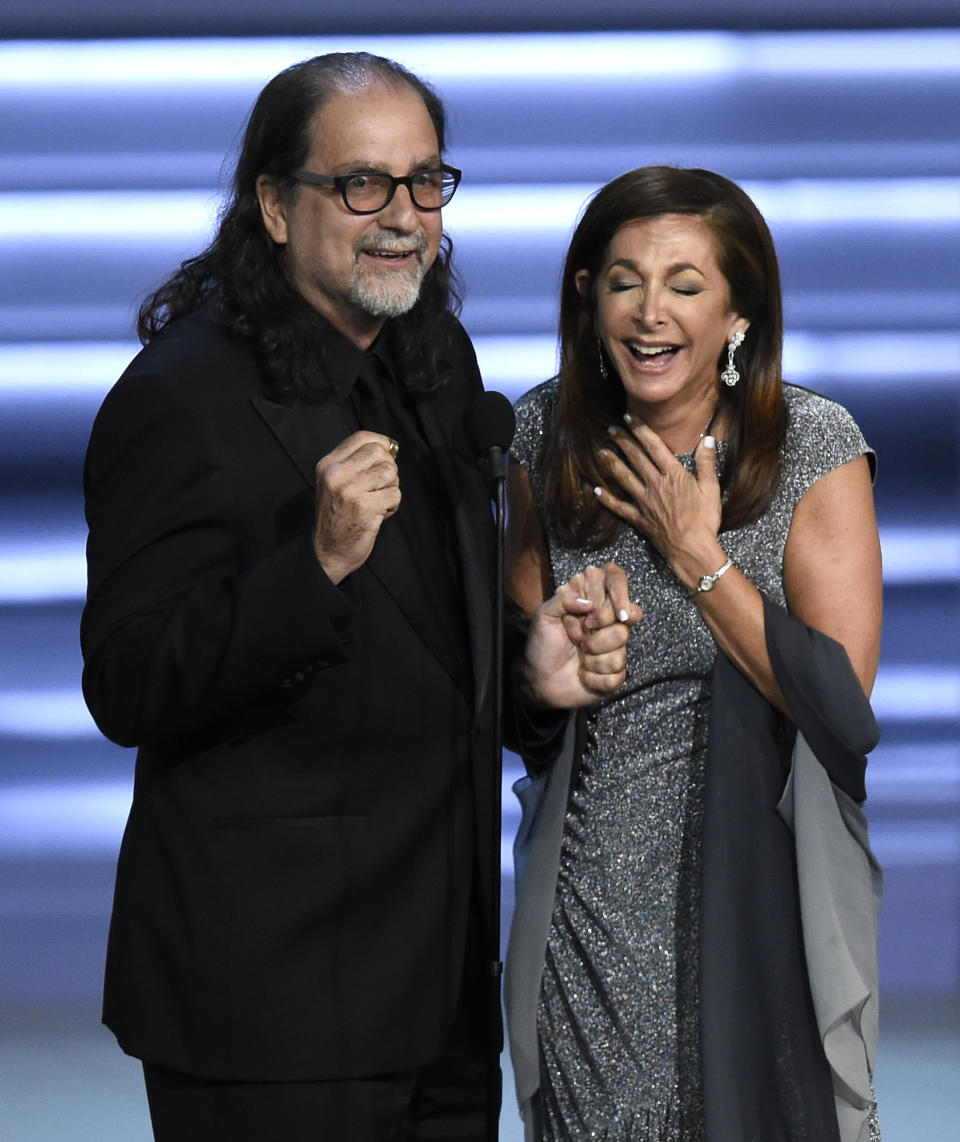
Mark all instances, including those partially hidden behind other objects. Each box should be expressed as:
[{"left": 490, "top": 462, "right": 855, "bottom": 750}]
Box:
[
  {"left": 781, "top": 384, "right": 875, "bottom": 502},
  {"left": 511, "top": 377, "right": 560, "bottom": 479}
]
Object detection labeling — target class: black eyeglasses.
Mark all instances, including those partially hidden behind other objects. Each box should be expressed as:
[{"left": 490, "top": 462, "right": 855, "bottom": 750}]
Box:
[{"left": 291, "top": 165, "right": 461, "bottom": 214}]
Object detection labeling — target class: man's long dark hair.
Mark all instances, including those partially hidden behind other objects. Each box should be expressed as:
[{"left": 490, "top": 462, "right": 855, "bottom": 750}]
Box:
[
  {"left": 545, "top": 166, "right": 788, "bottom": 546},
  {"left": 138, "top": 52, "right": 462, "bottom": 399}
]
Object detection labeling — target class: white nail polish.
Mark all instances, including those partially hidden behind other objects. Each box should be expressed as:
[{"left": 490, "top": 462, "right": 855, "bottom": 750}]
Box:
[
  {"left": 593, "top": 486, "right": 603, "bottom": 497},
  {"left": 703, "top": 435, "right": 716, "bottom": 449},
  {"left": 618, "top": 609, "right": 629, "bottom": 622},
  {"left": 622, "top": 412, "right": 633, "bottom": 424},
  {"left": 576, "top": 597, "right": 592, "bottom": 606}
]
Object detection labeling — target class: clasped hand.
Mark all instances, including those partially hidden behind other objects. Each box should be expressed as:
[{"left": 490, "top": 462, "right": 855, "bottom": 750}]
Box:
[{"left": 523, "top": 563, "right": 643, "bottom": 709}]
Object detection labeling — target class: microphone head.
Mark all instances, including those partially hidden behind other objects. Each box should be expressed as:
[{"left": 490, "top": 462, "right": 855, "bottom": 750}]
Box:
[{"left": 465, "top": 390, "right": 516, "bottom": 456}]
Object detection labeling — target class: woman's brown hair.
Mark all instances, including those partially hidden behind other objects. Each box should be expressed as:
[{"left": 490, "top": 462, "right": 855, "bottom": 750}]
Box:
[{"left": 543, "top": 166, "right": 787, "bottom": 547}]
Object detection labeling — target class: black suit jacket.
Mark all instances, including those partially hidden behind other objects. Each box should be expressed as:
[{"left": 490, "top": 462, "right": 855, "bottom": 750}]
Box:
[{"left": 81, "top": 306, "right": 498, "bottom": 1081}]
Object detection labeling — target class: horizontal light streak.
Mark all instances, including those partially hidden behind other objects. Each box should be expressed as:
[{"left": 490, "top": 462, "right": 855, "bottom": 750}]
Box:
[
  {"left": 0, "top": 541, "right": 87, "bottom": 602},
  {"left": 0, "top": 690, "right": 99, "bottom": 738},
  {"left": 471, "top": 333, "right": 960, "bottom": 394},
  {"left": 0, "top": 342, "right": 138, "bottom": 394},
  {"left": 0, "top": 780, "right": 130, "bottom": 855},
  {"left": 879, "top": 530, "right": 960, "bottom": 585},
  {"left": 782, "top": 331, "right": 960, "bottom": 385},
  {"left": 0, "top": 778, "right": 956, "bottom": 866},
  {"left": 3, "top": 179, "right": 958, "bottom": 239},
  {"left": 0, "top": 524, "right": 953, "bottom": 604},
  {"left": 0, "top": 31, "right": 956, "bottom": 89},
  {"left": 0, "top": 189, "right": 220, "bottom": 240},
  {"left": 6, "top": 143, "right": 959, "bottom": 198},
  {"left": 868, "top": 744, "right": 960, "bottom": 804},
  {"left": 0, "top": 665, "right": 954, "bottom": 744},
  {"left": 0, "top": 525, "right": 954, "bottom": 604},
  {"left": 448, "top": 180, "right": 960, "bottom": 229},
  {"left": 5, "top": 290, "right": 959, "bottom": 344},
  {"left": 2, "top": 332, "right": 958, "bottom": 404},
  {"left": 871, "top": 668, "right": 960, "bottom": 721},
  {"left": 0, "top": 34, "right": 739, "bottom": 87},
  {"left": 867, "top": 825, "right": 960, "bottom": 868}
]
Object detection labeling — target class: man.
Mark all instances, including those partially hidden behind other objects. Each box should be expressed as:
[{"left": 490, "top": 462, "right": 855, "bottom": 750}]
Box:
[{"left": 81, "top": 52, "right": 634, "bottom": 1141}]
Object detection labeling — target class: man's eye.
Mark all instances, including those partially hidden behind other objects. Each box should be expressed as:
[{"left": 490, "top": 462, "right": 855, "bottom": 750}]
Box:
[
  {"left": 413, "top": 170, "right": 443, "bottom": 188},
  {"left": 348, "top": 173, "right": 392, "bottom": 189}
]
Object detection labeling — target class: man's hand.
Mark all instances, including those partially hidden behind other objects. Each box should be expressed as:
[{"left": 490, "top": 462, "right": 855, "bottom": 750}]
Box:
[
  {"left": 520, "top": 562, "right": 642, "bottom": 709},
  {"left": 313, "top": 431, "right": 401, "bottom": 584}
]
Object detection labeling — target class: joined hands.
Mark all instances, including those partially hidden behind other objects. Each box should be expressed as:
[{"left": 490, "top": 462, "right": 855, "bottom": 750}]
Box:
[{"left": 522, "top": 562, "right": 642, "bottom": 709}]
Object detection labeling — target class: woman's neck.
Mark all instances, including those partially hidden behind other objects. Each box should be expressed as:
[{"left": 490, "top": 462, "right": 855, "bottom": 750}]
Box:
[{"left": 627, "top": 391, "right": 727, "bottom": 454}]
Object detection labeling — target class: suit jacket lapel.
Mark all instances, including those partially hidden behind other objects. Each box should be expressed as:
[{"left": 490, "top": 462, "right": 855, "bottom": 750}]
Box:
[
  {"left": 252, "top": 390, "right": 473, "bottom": 698},
  {"left": 418, "top": 397, "right": 495, "bottom": 721},
  {"left": 252, "top": 393, "right": 353, "bottom": 489},
  {"left": 419, "top": 392, "right": 499, "bottom": 928}
]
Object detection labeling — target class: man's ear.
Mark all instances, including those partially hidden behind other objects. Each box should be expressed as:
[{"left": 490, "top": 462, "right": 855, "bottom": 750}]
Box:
[{"left": 256, "top": 175, "right": 289, "bottom": 245}]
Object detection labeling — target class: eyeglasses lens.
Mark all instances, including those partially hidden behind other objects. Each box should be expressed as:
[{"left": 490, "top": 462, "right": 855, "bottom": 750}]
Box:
[{"left": 343, "top": 171, "right": 457, "bottom": 212}]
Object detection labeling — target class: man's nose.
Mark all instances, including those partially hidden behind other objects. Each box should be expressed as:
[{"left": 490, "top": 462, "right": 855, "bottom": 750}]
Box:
[{"left": 378, "top": 183, "right": 421, "bottom": 229}]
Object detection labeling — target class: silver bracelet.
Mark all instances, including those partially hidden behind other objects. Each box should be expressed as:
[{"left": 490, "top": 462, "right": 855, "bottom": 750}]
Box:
[{"left": 693, "top": 557, "right": 733, "bottom": 596}]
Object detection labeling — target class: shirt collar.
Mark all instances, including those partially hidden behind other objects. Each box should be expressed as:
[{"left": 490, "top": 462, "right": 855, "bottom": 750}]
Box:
[{"left": 310, "top": 311, "right": 396, "bottom": 401}]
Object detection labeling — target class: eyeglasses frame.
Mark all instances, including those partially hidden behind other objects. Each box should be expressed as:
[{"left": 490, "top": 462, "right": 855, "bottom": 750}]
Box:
[{"left": 288, "top": 164, "right": 462, "bottom": 215}]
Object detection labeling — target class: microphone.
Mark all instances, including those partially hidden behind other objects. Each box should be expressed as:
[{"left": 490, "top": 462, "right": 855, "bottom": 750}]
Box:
[
  {"left": 462, "top": 389, "right": 516, "bottom": 1142},
  {"left": 461, "top": 390, "right": 516, "bottom": 485}
]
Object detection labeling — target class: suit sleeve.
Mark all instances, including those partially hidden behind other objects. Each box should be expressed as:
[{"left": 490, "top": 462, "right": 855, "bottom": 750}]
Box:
[
  {"left": 81, "top": 369, "right": 355, "bottom": 748},
  {"left": 501, "top": 602, "right": 572, "bottom": 771}
]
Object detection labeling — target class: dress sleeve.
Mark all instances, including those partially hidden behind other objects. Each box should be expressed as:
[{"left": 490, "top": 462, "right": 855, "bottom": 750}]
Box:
[
  {"left": 509, "top": 381, "right": 554, "bottom": 475},
  {"left": 782, "top": 387, "right": 876, "bottom": 502}
]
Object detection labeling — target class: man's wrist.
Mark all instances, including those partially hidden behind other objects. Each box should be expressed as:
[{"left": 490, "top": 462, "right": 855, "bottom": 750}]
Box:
[{"left": 516, "top": 658, "right": 552, "bottom": 708}]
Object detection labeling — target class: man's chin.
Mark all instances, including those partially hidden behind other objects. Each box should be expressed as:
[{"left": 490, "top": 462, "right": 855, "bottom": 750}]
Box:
[{"left": 350, "top": 270, "right": 424, "bottom": 319}]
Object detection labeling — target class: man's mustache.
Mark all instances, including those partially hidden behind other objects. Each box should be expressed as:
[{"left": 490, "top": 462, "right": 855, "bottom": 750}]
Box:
[{"left": 355, "top": 233, "right": 427, "bottom": 260}]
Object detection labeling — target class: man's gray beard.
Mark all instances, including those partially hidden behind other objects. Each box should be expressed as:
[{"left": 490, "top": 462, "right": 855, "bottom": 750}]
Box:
[{"left": 348, "top": 260, "right": 425, "bottom": 318}]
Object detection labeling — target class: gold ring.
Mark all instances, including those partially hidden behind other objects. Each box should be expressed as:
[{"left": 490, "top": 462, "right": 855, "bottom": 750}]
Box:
[{"left": 388, "top": 438, "right": 399, "bottom": 459}]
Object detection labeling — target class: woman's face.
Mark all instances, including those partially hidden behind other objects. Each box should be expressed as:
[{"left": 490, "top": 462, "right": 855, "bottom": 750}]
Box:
[{"left": 580, "top": 213, "right": 748, "bottom": 419}]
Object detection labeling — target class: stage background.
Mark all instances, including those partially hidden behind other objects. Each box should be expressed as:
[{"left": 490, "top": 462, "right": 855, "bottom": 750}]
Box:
[{"left": 1, "top": 2, "right": 958, "bottom": 1138}]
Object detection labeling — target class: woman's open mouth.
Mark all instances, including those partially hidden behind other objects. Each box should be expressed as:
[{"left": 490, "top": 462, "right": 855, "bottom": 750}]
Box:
[{"left": 626, "top": 342, "right": 679, "bottom": 367}]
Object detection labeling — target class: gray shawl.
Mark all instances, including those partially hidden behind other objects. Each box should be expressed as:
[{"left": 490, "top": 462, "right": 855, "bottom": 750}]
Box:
[{"left": 505, "top": 599, "right": 881, "bottom": 1142}]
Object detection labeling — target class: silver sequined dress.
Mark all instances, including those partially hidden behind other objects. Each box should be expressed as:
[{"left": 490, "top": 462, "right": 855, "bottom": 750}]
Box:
[{"left": 511, "top": 379, "right": 876, "bottom": 1142}]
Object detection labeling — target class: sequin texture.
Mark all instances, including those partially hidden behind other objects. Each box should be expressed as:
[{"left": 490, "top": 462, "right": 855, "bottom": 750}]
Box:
[{"left": 511, "top": 379, "right": 880, "bottom": 1141}]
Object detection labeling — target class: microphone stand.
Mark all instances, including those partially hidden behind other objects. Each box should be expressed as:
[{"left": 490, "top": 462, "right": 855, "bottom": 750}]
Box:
[{"left": 486, "top": 442, "right": 507, "bottom": 1142}]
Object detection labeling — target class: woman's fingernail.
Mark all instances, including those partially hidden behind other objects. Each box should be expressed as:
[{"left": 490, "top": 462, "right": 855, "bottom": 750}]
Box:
[
  {"left": 593, "top": 486, "right": 603, "bottom": 497},
  {"left": 618, "top": 609, "right": 629, "bottom": 622},
  {"left": 606, "top": 425, "right": 618, "bottom": 437},
  {"left": 576, "top": 597, "right": 592, "bottom": 606},
  {"left": 623, "top": 412, "right": 633, "bottom": 424},
  {"left": 703, "top": 435, "right": 716, "bottom": 449}
]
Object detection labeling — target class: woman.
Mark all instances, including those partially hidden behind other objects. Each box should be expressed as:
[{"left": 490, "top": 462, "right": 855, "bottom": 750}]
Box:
[{"left": 504, "top": 167, "right": 883, "bottom": 1142}]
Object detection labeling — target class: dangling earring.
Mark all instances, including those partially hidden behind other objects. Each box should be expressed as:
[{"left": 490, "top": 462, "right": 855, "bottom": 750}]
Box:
[
  {"left": 597, "top": 337, "right": 609, "bottom": 381},
  {"left": 721, "top": 330, "right": 745, "bottom": 388}
]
